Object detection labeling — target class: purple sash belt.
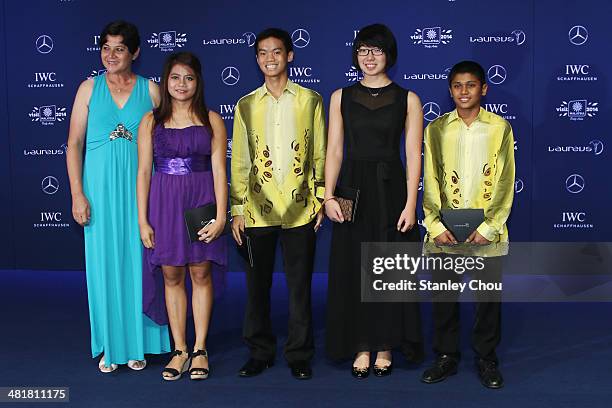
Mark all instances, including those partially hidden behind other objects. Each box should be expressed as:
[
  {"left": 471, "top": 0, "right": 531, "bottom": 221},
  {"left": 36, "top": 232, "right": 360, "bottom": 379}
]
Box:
[{"left": 154, "top": 156, "right": 211, "bottom": 175}]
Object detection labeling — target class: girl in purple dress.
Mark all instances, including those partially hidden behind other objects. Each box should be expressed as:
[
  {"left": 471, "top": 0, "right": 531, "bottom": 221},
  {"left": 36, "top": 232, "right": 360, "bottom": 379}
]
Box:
[{"left": 136, "top": 52, "right": 228, "bottom": 381}]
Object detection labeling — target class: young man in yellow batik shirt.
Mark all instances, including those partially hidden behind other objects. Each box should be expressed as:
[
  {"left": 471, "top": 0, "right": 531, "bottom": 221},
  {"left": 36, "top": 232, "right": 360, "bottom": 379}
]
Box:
[
  {"left": 421, "top": 61, "right": 515, "bottom": 389},
  {"left": 230, "top": 28, "right": 326, "bottom": 380}
]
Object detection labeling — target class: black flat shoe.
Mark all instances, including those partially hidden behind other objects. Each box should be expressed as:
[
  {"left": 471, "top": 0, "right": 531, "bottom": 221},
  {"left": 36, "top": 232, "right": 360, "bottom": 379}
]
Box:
[
  {"left": 289, "top": 361, "right": 312, "bottom": 380},
  {"left": 373, "top": 363, "right": 393, "bottom": 377},
  {"left": 238, "top": 358, "right": 274, "bottom": 377},
  {"left": 189, "top": 349, "right": 209, "bottom": 380},
  {"left": 421, "top": 354, "right": 458, "bottom": 384},
  {"left": 477, "top": 359, "right": 504, "bottom": 389},
  {"left": 352, "top": 365, "right": 370, "bottom": 379}
]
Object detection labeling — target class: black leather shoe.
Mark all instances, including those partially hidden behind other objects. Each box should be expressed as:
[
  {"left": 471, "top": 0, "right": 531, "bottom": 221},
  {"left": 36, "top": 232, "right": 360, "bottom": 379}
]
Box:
[
  {"left": 421, "top": 354, "right": 458, "bottom": 384},
  {"left": 289, "top": 361, "right": 312, "bottom": 380},
  {"left": 477, "top": 359, "right": 504, "bottom": 389},
  {"left": 373, "top": 363, "right": 393, "bottom": 377},
  {"left": 238, "top": 358, "right": 273, "bottom": 377}
]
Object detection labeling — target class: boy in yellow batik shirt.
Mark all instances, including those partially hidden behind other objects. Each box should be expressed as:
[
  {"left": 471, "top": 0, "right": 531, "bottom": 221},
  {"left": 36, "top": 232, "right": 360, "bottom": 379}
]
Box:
[
  {"left": 421, "top": 61, "right": 515, "bottom": 389},
  {"left": 230, "top": 28, "right": 325, "bottom": 380}
]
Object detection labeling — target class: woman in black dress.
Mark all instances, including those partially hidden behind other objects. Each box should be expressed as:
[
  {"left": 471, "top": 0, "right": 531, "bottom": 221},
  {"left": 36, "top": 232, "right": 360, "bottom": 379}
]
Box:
[{"left": 324, "top": 24, "right": 424, "bottom": 378}]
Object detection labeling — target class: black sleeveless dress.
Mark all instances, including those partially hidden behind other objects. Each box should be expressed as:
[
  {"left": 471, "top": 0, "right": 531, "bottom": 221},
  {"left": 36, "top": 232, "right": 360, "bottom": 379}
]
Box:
[{"left": 325, "top": 82, "right": 424, "bottom": 362}]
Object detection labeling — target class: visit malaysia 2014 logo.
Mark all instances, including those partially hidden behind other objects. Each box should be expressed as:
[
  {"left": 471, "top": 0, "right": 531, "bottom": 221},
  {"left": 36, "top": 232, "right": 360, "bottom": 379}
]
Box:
[
  {"left": 148, "top": 31, "right": 188, "bottom": 52},
  {"left": 411, "top": 27, "right": 453, "bottom": 48}
]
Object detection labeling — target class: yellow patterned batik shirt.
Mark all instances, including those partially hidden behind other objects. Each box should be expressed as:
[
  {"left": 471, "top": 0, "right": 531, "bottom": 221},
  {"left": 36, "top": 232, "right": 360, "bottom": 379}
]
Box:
[
  {"left": 230, "top": 80, "right": 326, "bottom": 229},
  {"left": 423, "top": 108, "right": 515, "bottom": 256}
]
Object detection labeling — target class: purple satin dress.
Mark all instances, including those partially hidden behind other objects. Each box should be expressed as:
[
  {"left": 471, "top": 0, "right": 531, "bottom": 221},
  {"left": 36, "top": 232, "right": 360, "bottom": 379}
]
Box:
[{"left": 143, "top": 124, "right": 227, "bottom": 325}]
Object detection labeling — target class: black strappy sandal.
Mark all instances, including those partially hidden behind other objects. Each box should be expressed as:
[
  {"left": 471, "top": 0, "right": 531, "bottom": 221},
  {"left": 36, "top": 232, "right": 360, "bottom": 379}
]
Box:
[
  {"left": 162, "top": 350, "right": 191, "bottom": 381},
  {"left": 189, "top": 349, "right": 210, "bottom": 380}
]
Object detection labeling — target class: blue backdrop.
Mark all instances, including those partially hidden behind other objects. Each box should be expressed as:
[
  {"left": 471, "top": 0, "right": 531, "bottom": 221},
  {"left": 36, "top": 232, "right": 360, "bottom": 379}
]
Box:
[{"left": 0, "top": 0, "right": 609, "bottom": 270}]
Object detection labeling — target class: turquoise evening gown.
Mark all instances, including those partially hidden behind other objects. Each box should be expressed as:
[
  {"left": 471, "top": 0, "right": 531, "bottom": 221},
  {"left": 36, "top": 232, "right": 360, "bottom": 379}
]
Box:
[{"left": 82, "top": 74, "right": 170, "bottom": 365}]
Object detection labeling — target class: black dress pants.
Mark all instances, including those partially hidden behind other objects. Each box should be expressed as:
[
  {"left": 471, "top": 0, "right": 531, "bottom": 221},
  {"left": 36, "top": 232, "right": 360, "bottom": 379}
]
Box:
[
  {"left": 243, "top": 222, "right": 316, "bottom": 363},
  {"left": 431, "top": 255, "right": 503, "bottom": 363}
]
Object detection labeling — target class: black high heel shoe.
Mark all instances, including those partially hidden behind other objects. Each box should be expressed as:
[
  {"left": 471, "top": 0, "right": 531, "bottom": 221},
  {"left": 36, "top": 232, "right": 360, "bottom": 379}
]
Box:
[
  {"left": 162, "top": 350, "right": 191, "bottom": 381},
  {"left": 189, "top": 349, "right": 210, "bottom": 380}
]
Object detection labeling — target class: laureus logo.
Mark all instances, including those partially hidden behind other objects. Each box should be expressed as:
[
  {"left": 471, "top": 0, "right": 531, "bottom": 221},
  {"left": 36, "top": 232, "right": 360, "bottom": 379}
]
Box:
[
  {"left": 469, "top": 29, "right": 526, "bottom": 46},
  {"left": 547, "top": 140, "right": 604, "bottom": 156},
  {"left": 202, "top": 31, "right": 256, "bottom": 47},
  {"left": 514, "top": 178, "right": 524, "bottom": 194}
]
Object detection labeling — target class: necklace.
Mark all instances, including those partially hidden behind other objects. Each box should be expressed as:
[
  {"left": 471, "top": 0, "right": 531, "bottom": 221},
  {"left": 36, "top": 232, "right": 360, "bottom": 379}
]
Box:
[
  {"left": 365, "top": 86, "right": 380, "bottom": 97},
  {"left": 108, "top": 76, "right": 132, "bottom": 93},
  {"left": 361, "top": 81, "right": 391, "bottom": 98}
]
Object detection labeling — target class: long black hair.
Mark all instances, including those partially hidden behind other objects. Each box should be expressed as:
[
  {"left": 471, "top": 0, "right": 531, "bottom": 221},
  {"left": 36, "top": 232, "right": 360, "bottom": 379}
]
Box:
[{"left": 153, "top": 52, "right": 211, "bottom": 131}]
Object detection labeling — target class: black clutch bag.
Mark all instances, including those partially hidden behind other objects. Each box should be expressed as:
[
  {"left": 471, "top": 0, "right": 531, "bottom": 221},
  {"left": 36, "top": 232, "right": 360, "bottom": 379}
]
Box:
[
  {"left": 184, "top": 203, "right": 231, "bottom": 243},
  {"left": 334, "top": 185, "right": 360, "bottom": 223}
]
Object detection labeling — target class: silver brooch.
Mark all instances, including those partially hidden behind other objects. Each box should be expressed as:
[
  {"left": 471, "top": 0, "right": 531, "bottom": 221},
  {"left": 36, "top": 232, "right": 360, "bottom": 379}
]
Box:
[{"left": 109, "top": 123, "right": 133, "bottom": 142}]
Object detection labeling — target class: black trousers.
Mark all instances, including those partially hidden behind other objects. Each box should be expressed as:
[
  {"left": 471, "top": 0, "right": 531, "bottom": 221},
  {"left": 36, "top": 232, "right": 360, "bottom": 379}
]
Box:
[
  {"left": 243, "top": 222, "right": 316, "bottom": 364},
  {"left": 431, "top": 255, "right": 503, "bottom": 363}
]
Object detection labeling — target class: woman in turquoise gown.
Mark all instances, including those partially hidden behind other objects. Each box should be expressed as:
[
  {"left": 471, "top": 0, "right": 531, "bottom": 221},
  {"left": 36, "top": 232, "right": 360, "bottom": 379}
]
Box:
[{"left": 66, "top": 20, "right": 170, "bottom": 373}]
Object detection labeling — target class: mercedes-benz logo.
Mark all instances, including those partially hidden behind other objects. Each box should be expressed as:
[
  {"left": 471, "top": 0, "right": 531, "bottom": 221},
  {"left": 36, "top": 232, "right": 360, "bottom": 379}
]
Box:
[
  {"left": 291, "top": 28, "right": 310, "bottom": 48},
  {"left": 487, "top": 65, "right": 507, "bottom": 85},
  {"left": 243, "top": 32, "right": 256, "bottom": 47},
  {"left": 221, "top": 66, "right": 240, "bottom": 86},
  {"left": 511, "top": 29, "right": 526, "bottom": 45},
  {"left": 42, "top": 176, "right": 59, "bottom": 195},
  {"left": 565, "top": 174, "right": 585, "bottom": 194},
  {"left": 36, "top": 35, "right": 54, "bottom": 54},
  {"left": 422, "top": 102, "right": 441, "bottom": 122},
  {"left": 589, "top": 140, "right": 604, "bottom": 156},
  {"left": 568, "top": 25, "right": 588, "bottom": 46},
  {"left": 514, "top": 178, "right": 524, "bottom": 194}
]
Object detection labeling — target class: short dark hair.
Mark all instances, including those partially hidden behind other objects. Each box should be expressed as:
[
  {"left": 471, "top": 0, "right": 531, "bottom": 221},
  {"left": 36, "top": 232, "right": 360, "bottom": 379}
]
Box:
[
  {"left": 448, "top": 60, "right": 486, "bottom": 86},
  {"left": 100, "top": 20, "right": 140, "bottom": 54},
  {"left": 352, "top": 23, "right": 398, "bottom": 70},
  {"left": 255, "top": 28, "right": 293, "bottom": 55}
]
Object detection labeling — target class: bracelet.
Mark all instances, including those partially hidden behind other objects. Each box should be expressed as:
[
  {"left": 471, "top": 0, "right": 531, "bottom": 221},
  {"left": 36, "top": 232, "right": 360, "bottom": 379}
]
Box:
[{"left": 322, "top": 196, "right": 337, "bottom": 206}]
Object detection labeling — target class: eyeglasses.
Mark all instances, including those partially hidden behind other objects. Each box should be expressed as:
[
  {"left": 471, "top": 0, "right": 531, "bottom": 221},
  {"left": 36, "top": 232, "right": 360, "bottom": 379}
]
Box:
[{"left": 356, "top": 47, "right": 384, "bottom": 56}]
